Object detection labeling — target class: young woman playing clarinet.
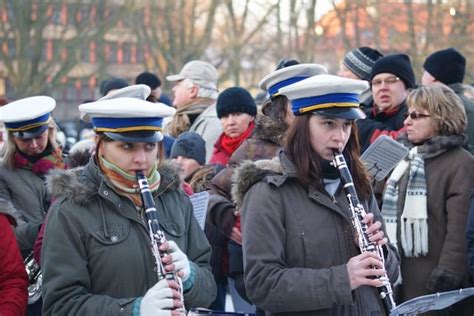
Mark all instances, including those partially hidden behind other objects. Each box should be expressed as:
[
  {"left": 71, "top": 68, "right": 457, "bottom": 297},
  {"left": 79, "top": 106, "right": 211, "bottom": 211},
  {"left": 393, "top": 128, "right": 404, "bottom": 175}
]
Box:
[
  {"left": 41, "top": 97, "right": 216, "bottom": 315},
  {"left": 234, "top": 75, "right": 400, "bottom": 315}
]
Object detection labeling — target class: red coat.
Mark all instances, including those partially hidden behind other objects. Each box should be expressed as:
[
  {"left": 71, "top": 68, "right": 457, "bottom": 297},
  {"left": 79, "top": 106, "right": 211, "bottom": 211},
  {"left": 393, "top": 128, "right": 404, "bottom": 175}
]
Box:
[{"left": 0, "top": 213, "right": 28, "bottom": 316}]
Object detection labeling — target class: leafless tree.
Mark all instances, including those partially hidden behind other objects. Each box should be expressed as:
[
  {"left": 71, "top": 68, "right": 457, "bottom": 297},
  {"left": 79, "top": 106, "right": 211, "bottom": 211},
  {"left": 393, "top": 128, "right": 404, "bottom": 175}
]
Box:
[{"left": 0, "top": 0, "right": 131, "bottom": 98}]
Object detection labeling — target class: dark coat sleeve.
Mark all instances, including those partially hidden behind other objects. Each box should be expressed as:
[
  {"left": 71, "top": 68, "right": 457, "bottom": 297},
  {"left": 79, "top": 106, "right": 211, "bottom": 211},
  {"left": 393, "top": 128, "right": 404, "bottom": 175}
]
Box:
[
  {"left": 0, "top": 214, "right": 28, "bottom": 316},
  {"left": 466, "top": 191, "right": 474, "bottom": 280}
]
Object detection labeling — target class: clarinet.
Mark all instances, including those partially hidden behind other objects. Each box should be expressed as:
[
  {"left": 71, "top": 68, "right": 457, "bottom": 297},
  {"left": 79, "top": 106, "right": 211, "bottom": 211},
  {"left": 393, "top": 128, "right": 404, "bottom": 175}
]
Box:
[
  {"left": 136, "top": 170, "right": 184, "bottom": 308},
  {"left": 332, "top": 149, "right": 396, "bottom": 314}
]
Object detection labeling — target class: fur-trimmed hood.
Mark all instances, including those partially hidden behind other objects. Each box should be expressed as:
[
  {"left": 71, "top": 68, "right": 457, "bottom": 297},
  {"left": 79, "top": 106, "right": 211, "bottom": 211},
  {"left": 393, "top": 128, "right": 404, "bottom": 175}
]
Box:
[
  {"left": 231, "top": 156, "right": 284, "bottom": 208},
  {"left": 46, "top": 160, "right": 181, "bottom": 206}
]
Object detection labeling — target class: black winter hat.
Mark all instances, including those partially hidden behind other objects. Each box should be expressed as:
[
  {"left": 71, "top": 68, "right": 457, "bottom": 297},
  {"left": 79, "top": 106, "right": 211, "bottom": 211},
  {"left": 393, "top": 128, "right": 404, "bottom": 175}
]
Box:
[
  {"left": 216, "top": 87, "right": 257, "bottom": 119},
  {"left": 276, "top": 58, "right": 300, "bottom": 70},
  {"left": 423, "top": 48, "right": 466, "bottom": 85},
  {"left": 170, "top": 131, "right": 206, "bottom": 165},
  {"left": 100, "top": 78, "right": 129, "bottom": 96},
  {"left": 135, "top": 71, "right": 162, "bottom": 89},
  {"left": 370, "top": 53, "right": 416, "bottom": 89},
  {"left": 343, "top": 46, "right": 383, "bottom": 81}
]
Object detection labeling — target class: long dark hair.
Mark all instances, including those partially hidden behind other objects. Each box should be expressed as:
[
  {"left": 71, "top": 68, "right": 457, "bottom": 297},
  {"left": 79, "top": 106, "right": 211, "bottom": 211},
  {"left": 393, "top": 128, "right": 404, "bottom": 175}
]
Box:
[{"left": 284, "top": 114, "right": 371, "bottom": 200}]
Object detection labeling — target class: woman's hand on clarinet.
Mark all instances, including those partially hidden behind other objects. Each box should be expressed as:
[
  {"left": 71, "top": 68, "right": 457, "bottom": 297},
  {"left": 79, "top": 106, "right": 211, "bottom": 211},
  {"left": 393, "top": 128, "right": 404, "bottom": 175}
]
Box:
[
  {"left": 140, "top": 278, "right": 185, "bottom": 315},
  {"left": 160, "top": 241, "right": 191, "bottom": 281},
  {"left": 363, "top": 213, "right": 388, "bottom": 246},
  {"left": 346, "top": 251, "right": 386, "bottom": 290}
]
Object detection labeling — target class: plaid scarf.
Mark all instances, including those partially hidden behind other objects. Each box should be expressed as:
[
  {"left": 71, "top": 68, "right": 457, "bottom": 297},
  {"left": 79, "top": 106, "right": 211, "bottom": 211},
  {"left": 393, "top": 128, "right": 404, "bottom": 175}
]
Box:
[
  {"left": 165, "top": 97, "right": 215, "bottom": 137},
  {"left": 382, "top": 147, "right": 428, "bottom": 258},
  {"left": 14, "top": 147, "right": 67, "bottom": 176},
  {"left": 98, "top": 155, "right": 161, "bottom": 207}
]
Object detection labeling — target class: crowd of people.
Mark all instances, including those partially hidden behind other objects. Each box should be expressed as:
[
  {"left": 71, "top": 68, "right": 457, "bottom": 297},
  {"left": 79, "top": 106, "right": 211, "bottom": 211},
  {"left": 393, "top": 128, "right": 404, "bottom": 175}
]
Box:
[{"left": 0, "top": 46, "right": 473, "bottom": 316}]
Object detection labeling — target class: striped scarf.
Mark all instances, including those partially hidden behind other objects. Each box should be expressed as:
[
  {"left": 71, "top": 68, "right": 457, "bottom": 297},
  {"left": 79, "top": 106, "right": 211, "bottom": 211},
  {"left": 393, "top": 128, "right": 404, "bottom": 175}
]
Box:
[
  {"left": 98, "top": 155, "right": 161, "bottom": 207},
  {"left": 382, "top": 147, "right": 428, "bottom": 258},
  {"left": 14, "top": 147, "right": 67, "bottom": 176}
]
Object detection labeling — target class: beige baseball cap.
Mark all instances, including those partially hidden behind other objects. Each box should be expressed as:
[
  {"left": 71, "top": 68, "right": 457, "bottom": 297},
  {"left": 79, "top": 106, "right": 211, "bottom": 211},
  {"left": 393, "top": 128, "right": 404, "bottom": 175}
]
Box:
[{"left": 166, "top": 60, "right": 218, "bottom": 91}]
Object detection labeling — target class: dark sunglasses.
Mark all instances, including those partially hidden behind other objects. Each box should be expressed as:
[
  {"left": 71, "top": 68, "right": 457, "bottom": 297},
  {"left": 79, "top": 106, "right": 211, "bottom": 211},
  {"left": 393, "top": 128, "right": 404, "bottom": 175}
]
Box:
[{"left": 403, "top": 111, "right": 431, "bottom": 120}]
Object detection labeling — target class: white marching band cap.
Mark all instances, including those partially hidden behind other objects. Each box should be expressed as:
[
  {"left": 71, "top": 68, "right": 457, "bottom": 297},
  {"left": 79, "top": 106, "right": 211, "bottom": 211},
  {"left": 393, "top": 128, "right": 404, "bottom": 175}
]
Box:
[
  {"left": 0, "top": 96, "right": 56, "bottom": 138},
  {"left": 98, "top": 84, "right": 151, "bottom": 102},
  {"left": 79, "top": 97, "right": 175, "bottom": 143},
  {"left": 278, "top": 74, "right": 369, "bottom": 120},
  {"left": 259, "top": 63, "right": 328, "bottom": 97}
]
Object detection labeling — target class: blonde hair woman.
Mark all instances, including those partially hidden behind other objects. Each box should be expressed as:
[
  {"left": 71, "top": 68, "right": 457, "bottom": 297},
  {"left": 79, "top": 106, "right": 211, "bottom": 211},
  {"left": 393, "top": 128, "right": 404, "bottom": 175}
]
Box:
[
  {"left": 0, "top": 96, "right": 66, "bottom": 314},
  {"left": 382, "top": 85, "right": 474, "bottom": 314}
]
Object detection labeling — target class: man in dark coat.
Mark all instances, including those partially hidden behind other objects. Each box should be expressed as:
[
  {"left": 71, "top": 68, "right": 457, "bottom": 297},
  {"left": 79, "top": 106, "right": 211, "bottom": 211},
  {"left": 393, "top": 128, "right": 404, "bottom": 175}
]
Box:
[{"left": 356, "top": 53, "right": 416, "bottom": 152}]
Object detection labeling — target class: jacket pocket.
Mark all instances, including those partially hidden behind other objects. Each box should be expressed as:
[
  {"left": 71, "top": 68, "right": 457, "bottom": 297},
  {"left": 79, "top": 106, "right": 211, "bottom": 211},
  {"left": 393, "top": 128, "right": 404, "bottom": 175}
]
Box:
[
  {"left": 89, "top": 221, "right": 131, "bottom": 245},
  {"left": 160, "top": 218, "right": 185, "bottom": 238}
]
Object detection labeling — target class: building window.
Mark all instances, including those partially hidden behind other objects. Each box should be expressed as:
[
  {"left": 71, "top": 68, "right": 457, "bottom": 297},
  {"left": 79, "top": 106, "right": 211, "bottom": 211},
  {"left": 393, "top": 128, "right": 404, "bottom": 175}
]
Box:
[
  {"left": 136, "top": 45, "right": 144, "bottom": 64},
  {"left": 81, "top": 42, "right": 89, "bottom": 63},
  {"left": 123, "top": 43, "right": 131, "bottom": 64},
  {"left": 51, "top": 5, "right": 61, "bottom": 25},
  {"left": 7, "top": 39, "right": 15, "bottom": 58},
  {"left": 108, "top": 42, "right": 117, "bottom": 64},
  {"left": 65, "top": 80, "right": 77, "bottom": 102},
  {"left": 80, "top": 78, "right": 93, "bottom": 100}
]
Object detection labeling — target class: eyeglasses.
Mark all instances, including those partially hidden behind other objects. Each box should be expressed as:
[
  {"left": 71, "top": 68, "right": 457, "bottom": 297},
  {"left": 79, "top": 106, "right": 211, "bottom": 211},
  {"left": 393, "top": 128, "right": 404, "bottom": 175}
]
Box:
[
  {"left": 403, "top": 111, "right": 431, "bottom": 120},
  {"left": 371, "top": 76, "right": 400, "bottom": 87}
]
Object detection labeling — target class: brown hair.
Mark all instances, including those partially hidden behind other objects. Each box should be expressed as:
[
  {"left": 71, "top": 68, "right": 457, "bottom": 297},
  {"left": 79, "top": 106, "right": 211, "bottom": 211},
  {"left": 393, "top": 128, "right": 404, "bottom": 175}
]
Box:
[
  {"left": 2, "top": 118, "right": 60, "bottom": 169},
  {"left": 261, "top": 95, "right": 291, "bottom": 129},
  {"left": 406, "top": 85, "right": 466, "bottom": 136},
  {"left": 284, "top": 114, "right": 371, "bottom": 200}
]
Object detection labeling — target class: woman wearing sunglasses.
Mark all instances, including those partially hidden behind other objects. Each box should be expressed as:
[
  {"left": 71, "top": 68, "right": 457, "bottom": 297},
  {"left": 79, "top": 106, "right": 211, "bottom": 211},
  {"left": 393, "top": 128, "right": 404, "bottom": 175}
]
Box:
[{"left": 381, "top": 85, "right": 474, "bottom": 314}]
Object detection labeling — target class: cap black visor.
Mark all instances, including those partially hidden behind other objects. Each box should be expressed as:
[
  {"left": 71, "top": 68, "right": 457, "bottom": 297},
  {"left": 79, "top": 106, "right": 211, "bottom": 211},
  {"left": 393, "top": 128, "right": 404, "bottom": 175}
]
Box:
[
  {"left": 12, "top": 125, "right": 49, "bottom": 139},
  {"left": 104, "top": 131, "right": 163, "bottom": 143},
  {"left": 312, "top": 107, "right": 366, "bottom": 120}
]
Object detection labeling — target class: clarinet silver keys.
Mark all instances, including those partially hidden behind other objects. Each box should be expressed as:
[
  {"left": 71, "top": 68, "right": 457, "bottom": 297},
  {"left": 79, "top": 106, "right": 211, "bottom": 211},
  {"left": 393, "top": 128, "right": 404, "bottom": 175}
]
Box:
[
  {"left": 332, "top": 149, "right": 396, "bottom": 314},
  {"left": 136, "top": 170, "right": 184, "bottom": 309}
]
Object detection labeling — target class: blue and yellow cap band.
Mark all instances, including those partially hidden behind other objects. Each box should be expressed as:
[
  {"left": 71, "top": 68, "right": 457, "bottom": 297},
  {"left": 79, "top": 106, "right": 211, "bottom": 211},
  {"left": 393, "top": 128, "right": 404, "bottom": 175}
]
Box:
[
  {"left": 268, "top": 76, "right": 308, "bottom": 96},
  {"left": 92, "top": 117, "right": 163, "bottom": 133},
  {"left": 291, "top": 93, "right": 360, "bottom": 115},
  {"left": 4, "top": 113, "right": 50, "bottom": 132}
]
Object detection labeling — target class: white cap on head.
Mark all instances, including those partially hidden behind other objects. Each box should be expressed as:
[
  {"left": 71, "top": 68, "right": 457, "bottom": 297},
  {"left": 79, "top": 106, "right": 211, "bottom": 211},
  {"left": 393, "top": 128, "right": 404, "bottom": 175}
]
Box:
[
  {"left": 278, "top": 74, "right": 368, "bottom": 119},
  {"left": 98, "top": 84, "right": 151, "bottom": 101},
  {"left": 79, "top": 97, "right": 175, "bottom": 142},
  {"left": 259, "top": 63, "right": 328, "bottom": 96},
  {"left": 166, "top": 60, "right": 218, "bottom": 91},
  {"left": 0, "top": 96, "right": 56, "bottom": 138}
]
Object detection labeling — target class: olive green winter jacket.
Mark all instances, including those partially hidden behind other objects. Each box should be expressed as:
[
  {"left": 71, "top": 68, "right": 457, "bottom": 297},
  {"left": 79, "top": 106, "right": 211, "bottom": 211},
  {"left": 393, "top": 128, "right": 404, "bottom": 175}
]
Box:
[{"left": 41, "top": 160, "right": 216, "bottom": 315}]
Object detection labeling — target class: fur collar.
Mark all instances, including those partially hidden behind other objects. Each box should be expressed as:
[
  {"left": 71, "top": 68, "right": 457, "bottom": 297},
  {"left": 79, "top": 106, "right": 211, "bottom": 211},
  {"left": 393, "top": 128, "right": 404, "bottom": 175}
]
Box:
[
  {"left": 46, "top": 161, "right": 181, "bottom": 206},
  {"left": 231, "top": 156, "right": 283, "bottom": 207},
  {"left": 252, "top": 115, "right": 288, "bottom": 145}
]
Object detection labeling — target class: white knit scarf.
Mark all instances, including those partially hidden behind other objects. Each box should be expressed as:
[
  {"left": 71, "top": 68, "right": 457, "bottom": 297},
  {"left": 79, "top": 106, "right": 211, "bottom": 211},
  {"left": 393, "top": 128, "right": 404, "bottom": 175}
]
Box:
[{"left": 382, "top": 147, "right": 428, "bottom": 257}]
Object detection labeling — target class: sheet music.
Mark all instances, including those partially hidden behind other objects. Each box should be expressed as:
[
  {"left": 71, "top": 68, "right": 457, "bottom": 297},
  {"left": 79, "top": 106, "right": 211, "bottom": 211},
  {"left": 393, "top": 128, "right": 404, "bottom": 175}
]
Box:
[
  {"left": 389, "top": 287, "right": 474, "bottom": 315},
  {"left": 189, "top": 191, "right": 209, "bottom": 230},
  {"left": 361, "top": 135, "right": 409, "bottom": 181}
]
